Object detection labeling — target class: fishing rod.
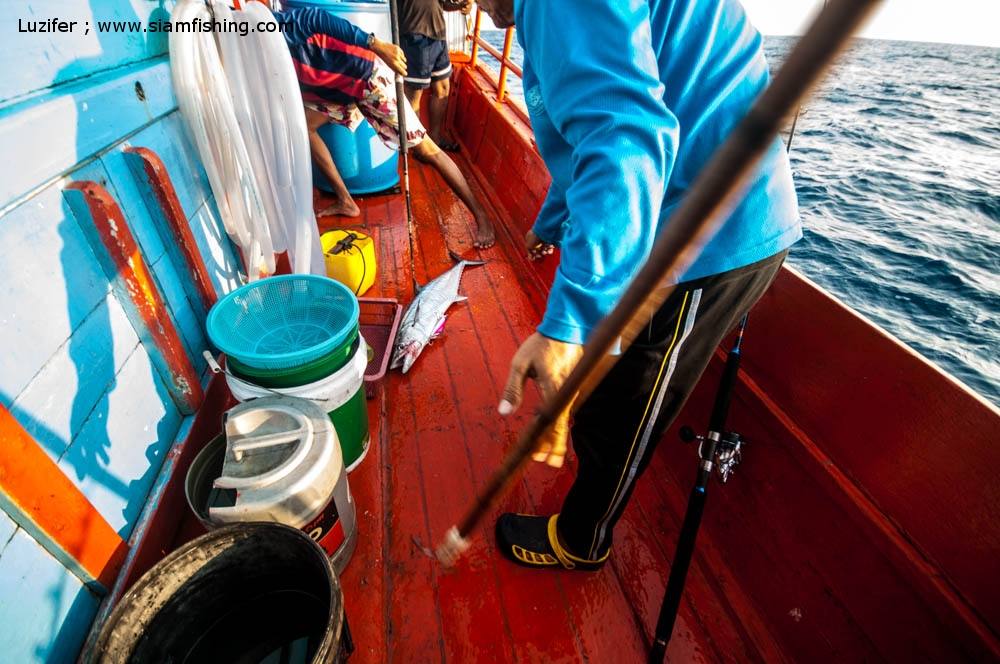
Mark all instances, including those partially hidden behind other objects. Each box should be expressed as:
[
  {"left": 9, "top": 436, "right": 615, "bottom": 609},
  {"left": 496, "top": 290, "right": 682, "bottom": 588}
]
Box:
[
  {"left": 387, "top": 0, "right": 419, "bottom": 291},
  {"left": 786, "top": 106, "right": 802, "bottom": 151},
  {"left": 436, "top": 0, "right": 883, "bottom": 565},
  {"left": 648, "top": 315, "right": 748, "bottom": 662},
  {"left": 786, "top": 0, "right": 829, "bottom": 153},
  {"left": 650, "top": 3, "right": 830, "bottom": 650}
]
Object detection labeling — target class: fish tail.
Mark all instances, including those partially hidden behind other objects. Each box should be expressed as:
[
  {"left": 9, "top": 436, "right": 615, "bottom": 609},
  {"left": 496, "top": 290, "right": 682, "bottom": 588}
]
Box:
[{"left": 448, "top": 249, "right": 486, "bottom": 266}]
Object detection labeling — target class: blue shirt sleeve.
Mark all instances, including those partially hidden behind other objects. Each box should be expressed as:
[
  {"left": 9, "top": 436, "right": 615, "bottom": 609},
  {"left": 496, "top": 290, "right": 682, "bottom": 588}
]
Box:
[
  {"left": 532, "top": 182, "right": 569, "bottom": 245},
  {"left": 281, "top": 7, "right": 371, "bottom": 49},
  {"left": 519, "top": 0, "right": 680, "bottom": 344}
]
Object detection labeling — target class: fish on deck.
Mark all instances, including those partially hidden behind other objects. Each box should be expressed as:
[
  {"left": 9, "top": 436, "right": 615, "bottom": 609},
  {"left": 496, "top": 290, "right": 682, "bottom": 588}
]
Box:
[{"left": 390, "top": 254, "right": 485, "bottom": 373}]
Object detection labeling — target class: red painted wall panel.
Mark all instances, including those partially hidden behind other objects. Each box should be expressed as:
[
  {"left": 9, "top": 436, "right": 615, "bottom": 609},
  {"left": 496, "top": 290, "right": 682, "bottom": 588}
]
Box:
[{"left": 744, "top": 269, "right": 1000, "bottom": 638}]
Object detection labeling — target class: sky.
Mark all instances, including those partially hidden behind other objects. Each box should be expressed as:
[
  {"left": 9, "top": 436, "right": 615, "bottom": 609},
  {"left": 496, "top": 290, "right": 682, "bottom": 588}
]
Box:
[
  {"left": 477, "top": 2, "right": 999, "bottom": 48},
  {"left": 740, "top": 0, "right": 1000, "bottom": 48}
]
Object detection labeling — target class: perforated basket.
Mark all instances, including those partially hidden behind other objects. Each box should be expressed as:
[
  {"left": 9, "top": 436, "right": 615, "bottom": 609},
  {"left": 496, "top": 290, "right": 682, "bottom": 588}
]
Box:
[{"left": 207, "top": 275, "right": 360, "bottom": 371}]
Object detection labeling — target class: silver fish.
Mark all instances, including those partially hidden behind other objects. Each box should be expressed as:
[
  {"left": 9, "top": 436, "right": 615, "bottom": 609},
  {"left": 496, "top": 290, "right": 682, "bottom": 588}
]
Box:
[{"left": 391, "top": 255, "right": 485, "bottom": 373}]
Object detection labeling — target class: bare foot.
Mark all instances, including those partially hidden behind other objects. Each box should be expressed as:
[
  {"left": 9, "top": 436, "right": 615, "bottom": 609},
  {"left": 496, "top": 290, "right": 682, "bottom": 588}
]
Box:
[
  {"left": 318, "top": 199, "right": 361, "bottom": 218},
  {"left": 473, "top": 218, "right": 496, "bottom": 249}
]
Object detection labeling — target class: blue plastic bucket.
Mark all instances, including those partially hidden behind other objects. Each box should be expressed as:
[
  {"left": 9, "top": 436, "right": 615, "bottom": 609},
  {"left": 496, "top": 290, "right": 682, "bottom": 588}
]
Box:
[
  {"left": 285, "top": 0, "right": 400, "bottom": 194},
  {"left": 312, "top": 122, "right": 399, "bottom": 195}
]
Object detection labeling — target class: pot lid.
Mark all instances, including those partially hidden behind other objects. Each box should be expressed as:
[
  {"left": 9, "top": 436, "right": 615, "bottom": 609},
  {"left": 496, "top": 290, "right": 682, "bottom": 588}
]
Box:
[{"left": 208, "top": 396, "right": 340, "bottom": 525}]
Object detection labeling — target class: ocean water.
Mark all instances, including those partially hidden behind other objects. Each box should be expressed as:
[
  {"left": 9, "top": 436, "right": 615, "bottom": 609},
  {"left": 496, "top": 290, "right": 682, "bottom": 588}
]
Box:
[{"left": 480, "top": 32, "right": 1000, "bottom": 405}]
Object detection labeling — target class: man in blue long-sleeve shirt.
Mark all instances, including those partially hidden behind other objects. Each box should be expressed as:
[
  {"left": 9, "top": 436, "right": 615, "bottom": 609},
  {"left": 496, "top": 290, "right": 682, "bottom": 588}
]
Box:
[{"left": 478, "top": 0, "right": 801, "bottom": 569}]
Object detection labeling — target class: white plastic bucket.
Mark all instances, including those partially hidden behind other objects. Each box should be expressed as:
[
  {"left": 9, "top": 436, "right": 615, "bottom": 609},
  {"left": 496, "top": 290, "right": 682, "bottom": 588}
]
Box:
[{"left": 227, "top": 338, "right": 371, "bottom": 471}]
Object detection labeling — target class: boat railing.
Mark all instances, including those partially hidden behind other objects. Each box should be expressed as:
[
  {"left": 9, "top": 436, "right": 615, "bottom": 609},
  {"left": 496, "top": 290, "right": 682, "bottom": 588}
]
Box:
[{"left": 465, "top": 9, "right": 527, "bottom": 119}]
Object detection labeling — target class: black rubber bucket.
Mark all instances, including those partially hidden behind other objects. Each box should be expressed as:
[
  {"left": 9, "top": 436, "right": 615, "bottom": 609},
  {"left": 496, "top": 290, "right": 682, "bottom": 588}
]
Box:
[{"left": 88, "top": 523, "right": 353, "bottom": 663}]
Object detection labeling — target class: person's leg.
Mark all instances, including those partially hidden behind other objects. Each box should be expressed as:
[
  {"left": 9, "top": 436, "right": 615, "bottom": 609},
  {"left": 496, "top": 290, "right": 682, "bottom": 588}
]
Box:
[
  {"left": 427, "top": 40, "right": 459, "bottom": 151},
  {"left": 404, "top": 85, "right": 424, "bottom": 114},
  {"left": 496, "top": 251, "right": 788, "bottom": 568},
  {"left": 412, "top": 138, "right": 495, "bottom": 248},
  {"left": 358, "top": 64, "right": 495, "bottom": 248},
  {"left": 428, "top": 77, "right": 459, "bottom": 150},
  {"left": 401, "top": 33, "right": 431, "bottom": 115},
  {"left": 304, "top": 106, "right": 360, "bottom": 218},
  {"left": 559, "top": 251, "right": 789, "bottom": 559}
]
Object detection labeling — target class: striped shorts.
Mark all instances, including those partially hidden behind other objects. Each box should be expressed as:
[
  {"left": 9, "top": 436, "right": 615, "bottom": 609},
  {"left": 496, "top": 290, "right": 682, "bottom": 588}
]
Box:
[{"left": 305, "top": 63, "right": 426, "bottom": 151}]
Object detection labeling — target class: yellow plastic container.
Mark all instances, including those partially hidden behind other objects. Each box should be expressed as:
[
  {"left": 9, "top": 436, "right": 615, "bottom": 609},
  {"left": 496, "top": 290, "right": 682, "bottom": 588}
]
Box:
[{"left": 321, "top": 230, "right": 377, "bottom": 296}]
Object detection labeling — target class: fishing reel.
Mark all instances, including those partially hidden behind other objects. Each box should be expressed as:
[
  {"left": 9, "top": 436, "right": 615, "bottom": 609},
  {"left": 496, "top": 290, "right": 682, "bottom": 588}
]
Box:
[{"left": 679, "top": 426, "right": 745, "bottom": 483}]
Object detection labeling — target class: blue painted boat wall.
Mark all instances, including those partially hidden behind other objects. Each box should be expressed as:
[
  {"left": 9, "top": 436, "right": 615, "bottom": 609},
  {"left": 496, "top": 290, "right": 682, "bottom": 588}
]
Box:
[
  {"left": 0, "top": 0, "right": 173, "bottom": 105},
  {"left": 0, "top": 1, "right": 241, "bottom": 660}
]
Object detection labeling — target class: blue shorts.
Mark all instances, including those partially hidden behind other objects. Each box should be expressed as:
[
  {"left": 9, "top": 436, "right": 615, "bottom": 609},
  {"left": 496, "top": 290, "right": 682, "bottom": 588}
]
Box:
[{"left": 401, "top": 33, "right": 452, "bottom": 89}]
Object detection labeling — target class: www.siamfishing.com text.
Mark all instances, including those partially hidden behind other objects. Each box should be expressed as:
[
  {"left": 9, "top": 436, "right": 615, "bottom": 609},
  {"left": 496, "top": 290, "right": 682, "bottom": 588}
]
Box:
[{"left": 18, "top": 18, "right": 287, "bottom": 37}]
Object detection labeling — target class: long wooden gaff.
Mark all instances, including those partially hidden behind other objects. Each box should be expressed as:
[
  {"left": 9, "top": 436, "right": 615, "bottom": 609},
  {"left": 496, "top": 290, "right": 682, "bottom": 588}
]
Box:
[{"left": 437, "top": 0, "right": 883, "bottom": 563}]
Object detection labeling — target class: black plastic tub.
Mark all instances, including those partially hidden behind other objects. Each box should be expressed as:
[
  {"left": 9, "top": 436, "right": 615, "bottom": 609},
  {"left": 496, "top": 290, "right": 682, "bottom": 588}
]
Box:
[{"left": 87, "top": 523, "right": 352, "bottom": 663}]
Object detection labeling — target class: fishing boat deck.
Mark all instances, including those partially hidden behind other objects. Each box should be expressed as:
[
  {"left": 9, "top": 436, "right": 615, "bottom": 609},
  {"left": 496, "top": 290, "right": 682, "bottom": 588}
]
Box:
[
  {"left": 305, "top": 135, "right": 1000, "bottom": 660},
  {"left": 311, "top": 157, "right": 755, "bottom": 663},
  {"left": 135, "top": 62, "right": 1000, "bottom": 661},
  {"left": 141, "top": 94, "right": 1000, "bottom": 664}
]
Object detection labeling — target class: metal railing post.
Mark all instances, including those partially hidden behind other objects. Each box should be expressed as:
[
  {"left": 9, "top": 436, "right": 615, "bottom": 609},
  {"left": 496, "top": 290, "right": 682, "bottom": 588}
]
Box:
[
  {"left": 496, "top": 27, "right": 515, "bottom": 102},
  {"left": 469, "top": 7, "right": 482, "bottom": 67},
  {"left": 465, "top": 18, "right": 523, "bottom": 112}
]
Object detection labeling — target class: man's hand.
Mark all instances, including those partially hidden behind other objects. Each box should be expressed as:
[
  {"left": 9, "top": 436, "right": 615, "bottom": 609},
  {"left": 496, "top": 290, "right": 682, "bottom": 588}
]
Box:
[
  {"left": 524, "top": 229, "right": 555, "bottom": 261},
  {"left": 370, "top": 37, "right": 407, "bottom": 77},
  {"left": 499, "top": 333, "right": 584, "bottom": 468},
  {"left": 443, "top": 0, "right": 473, "bottom": 14}
]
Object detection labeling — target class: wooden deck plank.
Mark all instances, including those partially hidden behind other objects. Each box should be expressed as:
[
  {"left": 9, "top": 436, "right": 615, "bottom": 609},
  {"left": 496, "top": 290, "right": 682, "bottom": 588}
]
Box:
[
  {"left": 413, "top": 163, "right": 588, "bottom": 663},
  {"left": 380, "top": 246, "right": 445, "bottom": 661},
  {"left": 383, "top": 377, "right": 448, "bottom": 663},
  {"left": 337, "top": 395, "right": 388, "bottom": 664},
  {"left": 398, "top": 165, "right": 518, "bottom": 664},
  {"left": 407, "top": 162, "right": 649, "bottom": 662},
  {"left": 368, "top": 195, "right": 449, "bottom": 663}
]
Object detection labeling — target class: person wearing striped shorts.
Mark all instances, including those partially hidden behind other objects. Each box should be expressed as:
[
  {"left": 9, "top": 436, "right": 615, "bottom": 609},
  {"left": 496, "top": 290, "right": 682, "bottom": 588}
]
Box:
[
  {"left": 399, "top": 0, "right": 473, "bottom": 152},
  {"left": 275, "top": 6, "right": 495, "bottom": 248}
]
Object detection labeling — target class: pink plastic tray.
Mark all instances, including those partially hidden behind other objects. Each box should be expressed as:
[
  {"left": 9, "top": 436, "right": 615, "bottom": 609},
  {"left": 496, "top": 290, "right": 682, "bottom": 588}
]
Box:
[{"left": 358, "top": 297, "right": 402, "bottom": 398}]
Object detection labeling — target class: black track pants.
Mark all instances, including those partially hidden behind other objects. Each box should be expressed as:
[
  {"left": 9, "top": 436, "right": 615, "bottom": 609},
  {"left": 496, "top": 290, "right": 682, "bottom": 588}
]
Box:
[{"left": 557, "top": 250, "right": 788, "bottom": 560}]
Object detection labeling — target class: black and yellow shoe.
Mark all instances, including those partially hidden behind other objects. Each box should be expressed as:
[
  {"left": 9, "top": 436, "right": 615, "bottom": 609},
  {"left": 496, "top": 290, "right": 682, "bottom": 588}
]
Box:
[{"left": 495, "top": 513, "right": 609, "bottom": 571}]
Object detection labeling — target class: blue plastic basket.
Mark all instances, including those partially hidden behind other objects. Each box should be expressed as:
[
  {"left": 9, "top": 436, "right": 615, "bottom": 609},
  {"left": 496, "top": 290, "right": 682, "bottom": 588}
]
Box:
[{"left": 207, "top": 275, "right": 360, "bottom": 371}]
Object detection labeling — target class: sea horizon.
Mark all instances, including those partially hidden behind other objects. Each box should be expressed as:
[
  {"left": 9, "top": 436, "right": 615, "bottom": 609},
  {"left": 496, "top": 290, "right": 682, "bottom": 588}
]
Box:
[{"left": 479, "top": 32, "right": 1000, "bottom": 406}]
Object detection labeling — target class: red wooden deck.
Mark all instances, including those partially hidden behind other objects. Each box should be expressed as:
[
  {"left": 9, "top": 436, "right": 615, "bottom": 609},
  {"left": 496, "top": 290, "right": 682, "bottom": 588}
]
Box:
[
  {"left": 312, "top": 63, "right": 1000, "bottom": 659},
  {"left": 302, "top": 62, "right": 1000, "bottom": 662},
  {"left": 314, "top": 155, "right": 753, "bottom": 663},
  {"left": 100, "top": 61, "right": 1000, "bottom": 664}
]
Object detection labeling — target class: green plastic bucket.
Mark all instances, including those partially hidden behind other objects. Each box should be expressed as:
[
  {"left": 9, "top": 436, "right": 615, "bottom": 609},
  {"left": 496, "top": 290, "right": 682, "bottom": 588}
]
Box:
[
  {"left": 226, "top": 338, "right": 371, "bottom": 471},
  {"left": 227, "top": 327, "right": 360, "bottom": 389}
]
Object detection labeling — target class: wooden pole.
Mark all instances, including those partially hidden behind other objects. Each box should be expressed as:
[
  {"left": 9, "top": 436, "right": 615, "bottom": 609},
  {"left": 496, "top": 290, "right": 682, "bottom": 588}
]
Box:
[{"left": 387, "top": 0, "right": 419, "bottom": 291}]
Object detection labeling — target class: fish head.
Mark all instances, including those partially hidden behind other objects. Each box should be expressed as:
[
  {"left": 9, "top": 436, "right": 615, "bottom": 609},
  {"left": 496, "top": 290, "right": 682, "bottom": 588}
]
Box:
[{"left": 394, "top": 340, "right": 425, "bottom": 374}]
